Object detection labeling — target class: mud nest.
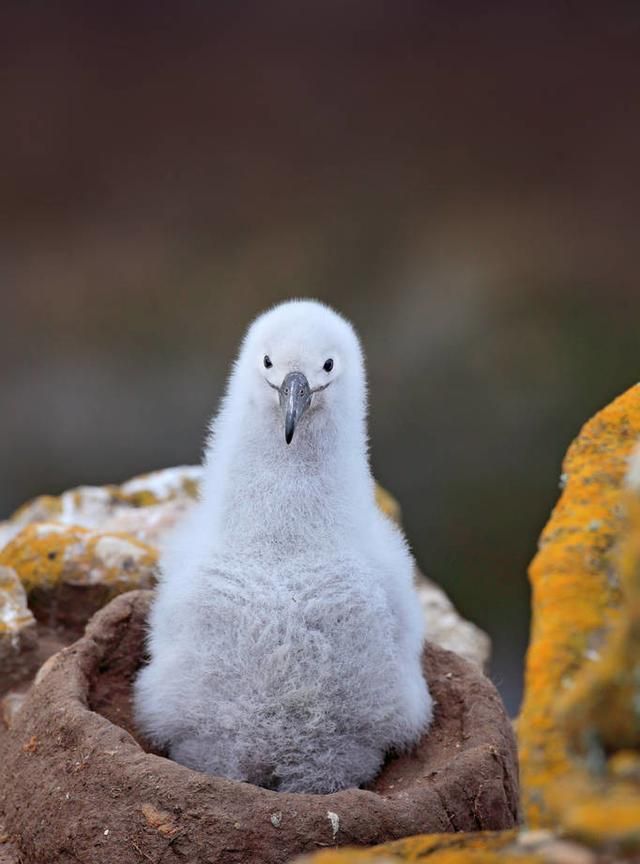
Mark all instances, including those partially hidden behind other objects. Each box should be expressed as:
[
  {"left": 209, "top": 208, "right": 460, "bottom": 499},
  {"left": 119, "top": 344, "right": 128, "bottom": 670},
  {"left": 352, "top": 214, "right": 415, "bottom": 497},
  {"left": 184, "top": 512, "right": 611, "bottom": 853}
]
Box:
[{"left": 0, "top": 590, "right": 519, "bottom": 864}]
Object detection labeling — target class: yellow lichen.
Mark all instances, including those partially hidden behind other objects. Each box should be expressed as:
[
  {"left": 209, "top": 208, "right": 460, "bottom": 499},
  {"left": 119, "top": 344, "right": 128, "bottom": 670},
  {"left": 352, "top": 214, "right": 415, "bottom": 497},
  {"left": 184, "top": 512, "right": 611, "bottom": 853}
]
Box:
[
  {"left": 546, "top": 776, "right": 640, "bottom": 849},
  {"left": 375, "top": 484, "right": 401, "bottom": 524},
  {"left": 559, "top": 488, "right": 640, "bottom": 753},
  {"left": 0, "top": 523, "right": 157, "bottom": 596},
  {"left": 117, "top": 488, "right": 161, "bottom": 508},
  {"left": 181, "top": 475, "right": 200, "bottom": 500},
  {"left": 519, "top": 383, "right": 640, "bottom": 846},
  {"left": 295, "top": 831, "right": 545, "bottom": 863}
]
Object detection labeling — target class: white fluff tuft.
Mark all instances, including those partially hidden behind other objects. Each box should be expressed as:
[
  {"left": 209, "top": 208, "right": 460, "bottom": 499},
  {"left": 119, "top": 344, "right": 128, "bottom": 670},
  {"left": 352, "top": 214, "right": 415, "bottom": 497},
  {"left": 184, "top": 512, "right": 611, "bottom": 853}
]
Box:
[{"left": 133, "top": 299, "right": 432, "bottom": 793}]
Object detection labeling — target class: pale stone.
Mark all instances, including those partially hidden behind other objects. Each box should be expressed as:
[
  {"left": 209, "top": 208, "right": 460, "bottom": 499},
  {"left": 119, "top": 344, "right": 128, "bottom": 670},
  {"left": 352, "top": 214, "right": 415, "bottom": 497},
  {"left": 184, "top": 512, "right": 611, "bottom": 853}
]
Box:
[
  {"left": 415, "top": 571, "right": 491, "bottom": 670},
  {"left": 0, "top": 467, "right": 201, "bottom": 551},
  {"left": 0, "top": 566, "right": 37, "bottom": 691},
  {"left": 0, "top": 567, "right": 35, "bottom": 654}
]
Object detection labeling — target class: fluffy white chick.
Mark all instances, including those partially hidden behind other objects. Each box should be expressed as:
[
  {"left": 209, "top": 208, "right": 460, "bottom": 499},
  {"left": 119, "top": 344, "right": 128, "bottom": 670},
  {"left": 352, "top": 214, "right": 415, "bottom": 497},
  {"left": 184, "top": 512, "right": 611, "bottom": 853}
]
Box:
[{"left": 133, "top": 299, "right": 432, "bottom": 793}]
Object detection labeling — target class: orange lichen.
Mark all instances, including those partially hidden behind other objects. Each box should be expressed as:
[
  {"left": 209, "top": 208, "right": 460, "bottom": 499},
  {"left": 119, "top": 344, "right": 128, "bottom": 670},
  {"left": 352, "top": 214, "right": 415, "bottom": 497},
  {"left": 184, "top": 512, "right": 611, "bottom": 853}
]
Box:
[
  {"left": 560, "top": 489, "right": 640, "bottom": 753},
  {"left": 519, "top": 383, "right": 640, "bottom": 846},
  {"left": 545, "top": 776, "right": 640, "bottom": 849},
  {"left": 375, "top": 484, "right": 402, "bottom": 524},
  {"left": 295, "top": 831, "right": 545, "bottom": 863},
  {"left": 0, "top": 523, "right": 157, "bottom": 595}
]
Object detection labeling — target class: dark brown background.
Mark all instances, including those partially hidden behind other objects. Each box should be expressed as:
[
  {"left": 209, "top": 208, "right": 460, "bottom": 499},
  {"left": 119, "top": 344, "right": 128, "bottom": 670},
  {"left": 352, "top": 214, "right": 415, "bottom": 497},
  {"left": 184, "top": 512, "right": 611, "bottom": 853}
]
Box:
[{"left": 2, "top": 1, "right": 639, "bottom": 712}]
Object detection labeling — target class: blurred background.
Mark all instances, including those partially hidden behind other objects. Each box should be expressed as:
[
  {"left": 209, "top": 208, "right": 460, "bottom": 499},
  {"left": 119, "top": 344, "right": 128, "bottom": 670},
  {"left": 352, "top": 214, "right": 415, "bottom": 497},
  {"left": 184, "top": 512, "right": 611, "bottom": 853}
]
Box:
[{"left": 2, "top": 2, "right": 639, "bottom": 713}]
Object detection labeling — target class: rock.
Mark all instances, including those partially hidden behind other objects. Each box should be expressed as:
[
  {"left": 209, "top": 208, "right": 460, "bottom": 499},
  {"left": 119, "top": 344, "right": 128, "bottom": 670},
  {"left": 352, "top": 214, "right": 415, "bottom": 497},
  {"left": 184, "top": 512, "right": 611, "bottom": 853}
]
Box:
[
  {"left": 0, "top": 567, "right": 37, "bottom": 688},
  {"left": 0, "top": 590, "right": 518, "bottom": 864},
  {"left": 415, "top": 573, "right": 491, "bottom": 670},
  {"left": 0, "top": 466, "right": 202, "bottom": 550},
  {"left": 0, "top": 467, "right": 492, "bottom": 669},
  {"left": 560, "top": 459, "right": 640, "bottom": 756},
  {"left": 0, "top": 519, "right": 157, "bottom": 696},
  {"left": 293, "top": 832, "right": 519, "bottom": 864},
  {"left": 293, "top": 829, "right": 598, "bottom": 864},
  {"left": 519, "top": 383, "right": 640, "bottom": 850},
  {"left": 0, "top": 467, "right": 400, "bottom": 550},
  {"left": 0, "top": 523, "right": 157, "bottom": 631}
]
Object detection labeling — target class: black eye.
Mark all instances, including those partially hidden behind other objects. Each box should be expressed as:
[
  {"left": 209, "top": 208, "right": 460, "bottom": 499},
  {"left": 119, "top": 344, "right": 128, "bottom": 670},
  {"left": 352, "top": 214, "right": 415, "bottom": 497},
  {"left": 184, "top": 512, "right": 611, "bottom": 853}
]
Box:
[
  {"left": 263, "top": 355, "right": 272, "bottom": 369},
  {"left": 323, "top": 358, "right": 334, "bottom": 373}
]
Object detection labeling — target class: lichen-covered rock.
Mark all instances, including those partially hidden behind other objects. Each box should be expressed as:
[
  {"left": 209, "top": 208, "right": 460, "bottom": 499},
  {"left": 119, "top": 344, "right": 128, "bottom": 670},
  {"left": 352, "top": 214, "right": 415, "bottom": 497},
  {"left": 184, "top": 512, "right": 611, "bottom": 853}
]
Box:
[
  {"left": 0, "top": 523, "right": 157, "bottom": 630},
  {"left": 293, "top": 829, "right": 599, "bottom": 864},
  {"left": 560, "top": 485, "right": 640, "bottom": 756},
  {"left": 0, "top": 467, "right": 491, "bottom": 668},
  {"left": 519, "top": 383, "right": 640, "bottom": 849},
  {"left": 0, "top": 467, "right": 399, "bottom": 551},
  {"left": 0, "top": 567, "right": 36, "bottom": 686},
  {"left": 0, "top": 466, "right": 202, "bottom": 550},
  {"left": 545, "top": 482, "right": 640, "bottom": 849},
  {"left": 294, "top": 831, "right": 520, "bottom": 864}
]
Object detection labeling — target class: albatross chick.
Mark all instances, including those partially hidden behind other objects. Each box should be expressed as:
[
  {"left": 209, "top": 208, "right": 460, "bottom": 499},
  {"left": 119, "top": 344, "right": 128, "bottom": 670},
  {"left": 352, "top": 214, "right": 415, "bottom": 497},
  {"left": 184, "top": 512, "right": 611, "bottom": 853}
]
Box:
[{"left": 134, "top": 299, "right": 432, "bottom": 793}]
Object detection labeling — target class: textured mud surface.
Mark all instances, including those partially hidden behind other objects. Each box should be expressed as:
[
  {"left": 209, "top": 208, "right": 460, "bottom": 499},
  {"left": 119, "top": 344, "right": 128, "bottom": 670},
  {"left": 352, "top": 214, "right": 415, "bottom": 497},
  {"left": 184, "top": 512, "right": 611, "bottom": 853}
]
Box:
[
  {"left": 0, "top": 590, "right": 518, "bottom": 864},
  {"left": 0, "top": 825, "right": 19, "bottom": 864}
]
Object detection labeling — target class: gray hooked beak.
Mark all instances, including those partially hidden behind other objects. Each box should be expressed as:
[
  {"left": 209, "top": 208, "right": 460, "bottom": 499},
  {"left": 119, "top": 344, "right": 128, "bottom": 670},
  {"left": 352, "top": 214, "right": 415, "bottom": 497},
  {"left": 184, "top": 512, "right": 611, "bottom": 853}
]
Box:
[{"left": 279, "top": 371, "right": 312, "bottom": 444}]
